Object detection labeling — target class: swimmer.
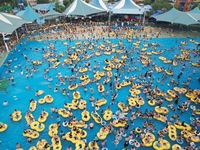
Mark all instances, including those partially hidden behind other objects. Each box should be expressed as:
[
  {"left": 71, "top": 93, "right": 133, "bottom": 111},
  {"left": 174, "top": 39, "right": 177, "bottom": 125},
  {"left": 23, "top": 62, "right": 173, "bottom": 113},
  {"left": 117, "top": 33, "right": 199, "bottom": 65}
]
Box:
[
  {"left": 48, "top": 84, "right": 52, "bottom": 89},
  {"left": 90, "top": 87, "right": 94, "bottom": 93},
  {"left": 26, "top": 85, "right": 30, "bottom": 90},
  {"left": 88, "top": 122, "right": 94, "bottom": 129},
  {"left": 3, "top": 101, "right": 8, "bottom": 106}
]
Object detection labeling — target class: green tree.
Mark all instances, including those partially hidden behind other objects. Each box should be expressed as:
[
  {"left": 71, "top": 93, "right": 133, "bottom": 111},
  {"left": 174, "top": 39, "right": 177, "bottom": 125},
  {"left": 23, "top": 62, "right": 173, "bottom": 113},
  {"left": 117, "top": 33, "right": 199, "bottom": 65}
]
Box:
[
  {"left": 63, "top": 0, "right": 74, "bottom": 7},
  {"left": 143, "top": 0, "right": 152, "bottom": 5},
  {"left": 54, "top": 1, "right": 65, "bottom": 12},
  {"left": 151, "top": 0, "right": 172, "bottom": 11},
  {"left": 11, "top": 0, "right": 17, "bottom": 8},
  {"left": 37, "top": 0, "right": 50, "bottom": 4},
  {"left": 192, "top": 3, "right": 200, "bottom": 9}
]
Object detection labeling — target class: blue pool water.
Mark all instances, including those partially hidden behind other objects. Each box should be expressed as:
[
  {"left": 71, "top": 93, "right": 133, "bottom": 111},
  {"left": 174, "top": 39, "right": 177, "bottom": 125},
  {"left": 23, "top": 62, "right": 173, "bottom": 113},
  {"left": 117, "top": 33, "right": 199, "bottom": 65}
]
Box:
[{"left": 0, "top": 37, "right": 200, "bottom": 150}]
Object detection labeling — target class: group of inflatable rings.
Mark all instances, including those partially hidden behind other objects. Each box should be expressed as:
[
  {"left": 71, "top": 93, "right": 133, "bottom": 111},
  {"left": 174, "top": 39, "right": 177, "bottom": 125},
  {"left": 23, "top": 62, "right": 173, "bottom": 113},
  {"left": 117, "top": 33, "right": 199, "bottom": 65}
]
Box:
[
  {"left": 78, "top": 99, "right": 86, "bottom": 110},
  {"left": 44, "top": 95, "right": 54, "bottom": 103},
  {"left": 38, "top": 111, "right": 48, "bottom": 123},
  {"left": 48, "top": 124, "right": 59, "bottom": 137},
  {"left": 103, "top": 109, "right": 113, "bottom": 121},
  {"left": 128, "top": 97, "right": 136, "bottom": 107},
  {"left": 25, "top": 113, "right": 35, "bottom": 125},
  {"left": 155, "top": 106, "right": 169, "bottom": 115},
  {"left": 29, "top": 100, "right": 37, "bottom": 112},
  {"left": 153, "top": 139, "right": 170, "bottom": 150},
  {"left": 148, "top": 99, "right": 157, "bottom": 106},
  {"left": 68, "top": 120, "right": 85, "bottom": 128},
  {"left": 153, "top": 113, "right": 167, "bottom": 123},
  {"left": 68, "top": 84, "right": 78, "bottom": 90},
  {"left": 35, "top": 90, "right": 44, "bottom": 96},
  {"left": 97, "top": 126, "right": 111, "bottom": 140},
  {"left": 30, "top": 121, "right": 45, "bottom": 132},
  {"left": 81, "top": 110, "right": 90, "bottom": 122},
  {"left": 79, "top": 74, "right": 89, "bottom": 81},
  {"left": 121, "top": 81, "right": 131, "bottom": 87},
  {"left": 118, "top": 102, "right": 129, "bottom": 112},
  {"left": 111, "top": 120, "right": 127, "bottom": 128},
  {"left": 11, "top": 110, "right": 22, "bottom": 122},
  {"left": 167, "top": 90, "right": 177, "bottom": 98},
  {"left": 91, "top": 111, "right": 102, "bottom": 124},
  {"left": 51, "top": 135, "right": 62, "bottom": 150},
  {"left": 95, "top": 98, "right": 107, "bottom": 107},
  {"left": 88, "top": 141, "right": 99, "bottom": 150},
  {"left": 73, "top": 91, "right": 81, "bottom": 100},
  {"left": 168, "top": 125, "right": 177, "bottom": 141},
  {"left": 34, "top": 139, "right": 50, "bottom": 150},
  {"left": 174, "top": 122, "right": 192, "bottom": 131},
  {"left": 23, "top": 129, "right": 39, "bottom": 139},
  {"left": 58, "top": 108, "right": 70, "bottom": 118},
  {"left": 81, "top": 79, "right": 90, "bottom": 86},
  {"left": 98, "top": 84, "right": 105, "bottom": 93},
  {"left": 103, "top": 66, "right": 112, "bottom": 71},
  {"left": 79, "top": 67, "right": 88, "bottom": 73},
  {"left": 142, "top": 132, "right": 155, "bottom": 147}
]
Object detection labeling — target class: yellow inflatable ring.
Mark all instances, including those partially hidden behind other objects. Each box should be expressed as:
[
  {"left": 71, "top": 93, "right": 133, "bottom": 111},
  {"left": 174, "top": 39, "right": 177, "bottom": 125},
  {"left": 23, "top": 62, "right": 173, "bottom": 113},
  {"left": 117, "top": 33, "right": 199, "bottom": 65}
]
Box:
[
  {"left": 44, "top": 95, "right": 54, "bottom": 103},
  {"left": 73, "top": 91, "right": 81, "bottom": 100},
  {"left": 38, "top": 98, "right": 45, "bottom": 104},
  {"left": 0, "top": 123, "right": 8, "bottom": 132}
]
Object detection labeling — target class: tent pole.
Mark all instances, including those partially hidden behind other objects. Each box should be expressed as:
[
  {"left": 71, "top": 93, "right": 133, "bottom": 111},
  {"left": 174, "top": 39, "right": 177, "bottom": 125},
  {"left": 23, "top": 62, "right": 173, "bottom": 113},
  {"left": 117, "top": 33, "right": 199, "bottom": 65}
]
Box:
[
  {"left": 15, "top": 30, "right": 19, "bottom": 42},
  {"left": 143, "top": 12, "right": 145, "bottom": 26},
  {"left": 2, "top": 34, "right": 10, "bottom": 52},
  {"left": 25, "top": 24, "right": 28, "bottom": 32}
]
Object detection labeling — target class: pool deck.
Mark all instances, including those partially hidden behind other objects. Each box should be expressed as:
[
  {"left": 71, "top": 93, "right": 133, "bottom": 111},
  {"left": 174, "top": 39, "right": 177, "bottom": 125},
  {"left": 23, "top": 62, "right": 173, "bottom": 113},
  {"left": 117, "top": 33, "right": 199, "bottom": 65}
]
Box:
[
  {"left": 31, "top": 26, "right": 200, "bottom": 41},
  {"left": 0, "top": 51, "right": 8, "bottom": 67}
]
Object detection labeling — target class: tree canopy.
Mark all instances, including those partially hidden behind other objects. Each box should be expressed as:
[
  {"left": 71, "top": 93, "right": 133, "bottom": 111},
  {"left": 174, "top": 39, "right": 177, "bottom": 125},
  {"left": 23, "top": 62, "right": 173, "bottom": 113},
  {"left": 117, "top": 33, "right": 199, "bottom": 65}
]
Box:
[
  {"left": 151, "top": 0, "right": 173, "bottom": 11},
  {"left": 37, "top": 0, "right": 50, "bottom": 4}
]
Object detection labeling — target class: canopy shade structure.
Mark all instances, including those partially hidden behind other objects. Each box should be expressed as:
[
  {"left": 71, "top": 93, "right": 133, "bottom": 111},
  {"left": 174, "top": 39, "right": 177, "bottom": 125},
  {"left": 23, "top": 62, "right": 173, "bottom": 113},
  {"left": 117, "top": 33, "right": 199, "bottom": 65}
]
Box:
[
  {"left": 16, "top": 5, "right": 41, "bottom": 22},
  {"left": 189, "top": 7, "right": 200, "bottom": 14},
  {"left": 111, "top": 0, "right": 144, "bottom": 14},
  {"left": 0, "top": 12, "right": 28, "bottom": 34},
  {"left": 33, "top": 3, "right": 55, "bottom": 11},
  {"left": 63, "top": 0, "right": 105, "bottom": 16},
  {"left": 89, "top": 0, "right": 108, "bottom": 11},
  {"left": 153, "top": 8, "right": 200, "bottom": 26},
  {"left": 42, "top": 9, "right": 62, "bottom": 19}
]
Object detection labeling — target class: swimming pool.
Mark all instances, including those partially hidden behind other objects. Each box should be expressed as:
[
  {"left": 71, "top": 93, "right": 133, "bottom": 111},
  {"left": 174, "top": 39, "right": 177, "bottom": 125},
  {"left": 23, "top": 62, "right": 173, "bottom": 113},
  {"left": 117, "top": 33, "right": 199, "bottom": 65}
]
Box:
[{"left": 0, "top": 36, "right": 199, "bottom": 150}]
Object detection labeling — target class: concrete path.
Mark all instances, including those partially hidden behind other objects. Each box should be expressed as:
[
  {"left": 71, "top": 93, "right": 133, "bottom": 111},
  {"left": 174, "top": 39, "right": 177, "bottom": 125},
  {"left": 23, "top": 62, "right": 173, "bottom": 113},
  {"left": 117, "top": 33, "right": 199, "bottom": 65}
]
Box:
[{"left": 0, "top": 51, "right": 8, "bottom": 67}]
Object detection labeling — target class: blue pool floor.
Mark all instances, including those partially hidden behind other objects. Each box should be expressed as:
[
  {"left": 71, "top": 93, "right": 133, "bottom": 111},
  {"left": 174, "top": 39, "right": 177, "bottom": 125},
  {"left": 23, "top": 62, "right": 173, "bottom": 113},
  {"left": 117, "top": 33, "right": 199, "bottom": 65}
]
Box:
[{"left": 0, "top": 37, "right": 200, "bottom": 150}]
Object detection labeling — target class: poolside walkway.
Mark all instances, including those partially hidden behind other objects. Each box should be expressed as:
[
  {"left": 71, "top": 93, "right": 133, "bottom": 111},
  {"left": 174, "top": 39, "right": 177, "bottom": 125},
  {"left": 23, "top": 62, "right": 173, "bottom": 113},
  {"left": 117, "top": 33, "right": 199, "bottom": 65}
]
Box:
[
  {"left": 0, "top": 51, "right": 8, "bottom": 67},
  {"left": 31, "top": 26, "right": 200, "bottom": 41}
]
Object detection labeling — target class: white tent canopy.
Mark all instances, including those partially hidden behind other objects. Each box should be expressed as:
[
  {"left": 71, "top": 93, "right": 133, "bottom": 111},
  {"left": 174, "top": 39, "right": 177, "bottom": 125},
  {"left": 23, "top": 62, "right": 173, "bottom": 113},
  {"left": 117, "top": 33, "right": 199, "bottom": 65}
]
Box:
[
  {"left": 89, "top": 0, "right": 108, "bottom": 11},
  {"left": 16, "top": 5, "right": 41, "bottom": 22},
  {"left": 42, "top": 9, "right": 63, "bottom": 20},
  {"left": 189, "top": 7, "right": 200, "bottom": 14},
  {"left": 111, "top": 0, "right": 144, "bottom": 14},
  {"left": 153, "top": 8, "right": 200, "bottom": 26},
  {"left": 0, "top": 12, "right": 28, "bottom": 52},
  {"left": 0, "top": 12, "right": 28, "bottom": 34},
  {"left": 63, "top": 0, "right": 106, "bottom": 16}
]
